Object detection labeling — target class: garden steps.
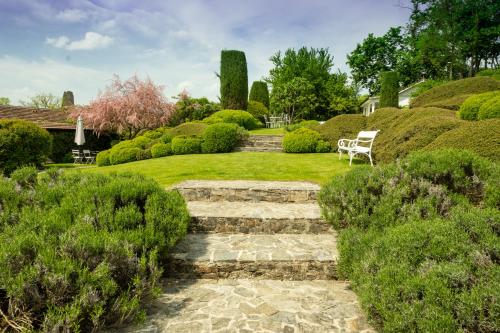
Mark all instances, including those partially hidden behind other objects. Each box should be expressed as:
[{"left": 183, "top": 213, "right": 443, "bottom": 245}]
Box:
[
  {"left": 236, "top": 134, "right": 284, "bottom": 152},
  {"left": 174, "top": 179, "right": 320, "bottom": 203}
]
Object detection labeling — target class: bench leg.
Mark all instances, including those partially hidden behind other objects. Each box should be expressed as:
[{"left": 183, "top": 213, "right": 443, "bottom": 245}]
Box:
[{"left": 368, "top": 153, "right": 373, "bottom": 167}]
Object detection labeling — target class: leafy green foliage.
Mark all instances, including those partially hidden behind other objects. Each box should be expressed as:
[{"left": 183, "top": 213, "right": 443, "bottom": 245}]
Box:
[
  {"left": 61, "top": 91, "right": 74, "bottom": 107},
  {"left": 270, "top": 77, "right": 318, "bottom": 121},
  {"left": 478, "top": 94, "right": 500, "bottom": 120},
  {"left": 19, "top": 93, "right": 62, "bottom": 109},
  {"left": 315, "top": 114, "right": 367, "bottom": 150},
  {"left": 249, "top": 81, "right": 270, "bottom": 108},
  {"left": 319, "top": 149, "right": 499, "bottom": 332},
  {"left": 171, "top": 136, "right": 202, "bottom": 155},
  {"left": 165, "top": 122, "right": 208, "bottom": 137},
  {"left": 0, "top": 119, "right": 52, "bottom": 175},
  {"left": 220, "top": 50, "right": 248, "bottom": 110},
  {"left": 0, "top": 97, "right": 10, "bottom": 105},
  {"left": 247, "top": 101, "right": 269, "bottom": 122},
  {"left": 201, "top": 123, "right": 245, "bottom": 153},
  {"left": 459, "top": 91, "right": 500, "bottom": 120},
  {"left": 379, "top": 71, "right": 399, "bottom": 108},
  {"left": 109, "top": 147, "right": 141, "bottom": 165},
  {"left": 284, "top": 120, "right": 320, "bottom": 132},
  {"left": 476, "top": 68, "right": 500, "bottom": 80},
  {"left": 0, "top": 171, "right": 189, "bottom": 332},
  {"left": 203, "top": 110, "right": 261, "bottom": 130},
  {"left": 282, "top": 128, "right": 328, "bottom": 153},
  {"left": 425, "top": 119, "right": 500, "bottom": 161},
  {"left": 411, "top": 77, "right": 500, "bottom": 108},
  {"left": 169, "top": 93, "right": 220, "bottom": 126},
  {"left": 150, "top": 143, "right": 172, "bottom": 158},
  {"left": 410, "top": 80, "right": 449, "bottom": 98},
  {"left": 96, "top": 150, "right": 111, "bottom": 166}
]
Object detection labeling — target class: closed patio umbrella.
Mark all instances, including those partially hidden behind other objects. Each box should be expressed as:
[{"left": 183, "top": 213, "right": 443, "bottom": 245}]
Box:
[{"left": 75, "top": 115, "right": 86, "bottom": 155}]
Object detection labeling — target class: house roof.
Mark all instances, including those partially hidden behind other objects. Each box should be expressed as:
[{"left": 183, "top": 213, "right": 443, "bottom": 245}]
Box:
[
  {"left": 0, "top": 105, "right": 77, "bottom": 130},
  {"left": 361, "top": 80, "right": 426, "bottom": 107}
]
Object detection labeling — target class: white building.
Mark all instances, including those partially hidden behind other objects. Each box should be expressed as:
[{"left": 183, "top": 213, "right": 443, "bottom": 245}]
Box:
[{"left": 362, "top": 80, "right": 425, "bottom": 116}]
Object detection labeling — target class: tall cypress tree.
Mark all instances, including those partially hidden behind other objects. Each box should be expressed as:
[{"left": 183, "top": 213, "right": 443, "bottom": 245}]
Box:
[
  {"left": 220, "top": 50, "right": 248, "bottom": 110},
  {"left": 62, "top": 91, "right": 75, "bottom": 107},
  {"left": 249, "top": 81, "right": 270, "bottom": 108},
  {"left": 379, "top": 71, "right": 399, "bottom": 108}
]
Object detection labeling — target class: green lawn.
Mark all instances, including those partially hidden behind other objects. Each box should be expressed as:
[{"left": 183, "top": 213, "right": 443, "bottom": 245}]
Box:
[
  {"left": 67, "top": 152, "right": 358, "bottom": 187},
  {"left": 249, "top": 128, "right": 285, "bottom": 135}
]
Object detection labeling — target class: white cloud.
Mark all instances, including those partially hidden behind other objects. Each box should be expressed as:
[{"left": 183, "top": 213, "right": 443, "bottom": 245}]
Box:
[
  {"left": 46, "top": 32, "right": 113, "bottom": 51},
  {"left": 55, "top": 9, "right": 88, "bottom": 22}
]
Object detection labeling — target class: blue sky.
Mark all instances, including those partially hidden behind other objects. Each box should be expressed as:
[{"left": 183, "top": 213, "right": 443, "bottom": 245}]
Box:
[{"left": 0, "top": 0, "right": 410, "bottom": 105}]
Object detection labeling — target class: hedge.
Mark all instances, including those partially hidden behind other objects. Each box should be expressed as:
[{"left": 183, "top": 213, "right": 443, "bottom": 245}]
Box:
[
  {"left": 315, "top": 114, "right": 366, "bottom": 150},
  {"left": 96, "top": 150, "right": 111, "bottom": 166},
  {"left": 171, "top": 136, "right": 202, "bottom": 155},
  {"left": 425, "top": 119, "right": 500, "bottom": 161},
  {"left": 476, "top": 68, "right": 500, "bottom": 80},
  {"left": 284, "top": 120, "right": 320, "bottom": 132},
  {"left": 151, "top": 143, "right": 172, "bottom": 158},
  {"left": 478, "top": 94, "right": 500, "bottom": 120},
  {"left": 201, "top": 123, "right": 245, "bottom": 153},
  {"left": 249, "top": 81, "right": 270, "bottom": 108},
  {"left": 379, "top": 71, "right": 399, "bottom": 108},
  {"left": 203, "top": 110, "right": 261, "bottom": 130},
  {"left": 0, "top": 119, "right": 52, "bottom": 175},
  {"left": 165, "top": 122, "right": 208, "bottom": 137},
  {"left": 319, "top": 149, "right": 499, "bottom": 332},
  {"left": 411, "top": 77, "right": 500, "bottom": 109},
  {"left": 0, "top": 170, "right": 189, "bottom": 332},
  {"left": 458, "top": 91, "right": 499, "bottom": 120},
  {"left": 109, "top": 147, "right": 141, "bottom": 165},
  {"left": 220, "top": 50, "right": 248, "bottom": 110},
  {"left": 282, "top": 127, "right": 329, "bottom": 153}
]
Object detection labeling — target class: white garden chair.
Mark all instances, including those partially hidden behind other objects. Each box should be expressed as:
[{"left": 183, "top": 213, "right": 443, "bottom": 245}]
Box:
[
  {"left": 72, "top": 149, "right": 84, "bottom": 164},
  {"left": 83, "top": 149, "right": 96, "bottom": 164},
  {"left": 338, "top": 130, "right": 379, "bottom": 166}
]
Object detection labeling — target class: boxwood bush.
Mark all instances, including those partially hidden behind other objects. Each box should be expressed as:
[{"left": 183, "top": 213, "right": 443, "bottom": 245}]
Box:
[
  {"left": 96, "top": 150, "right": 111, "bottom": 166},
  {"left": 284, "top": 120, "right": 320, "bottom": 132},
  {"left": 201, "top": 123, "right": 245, "bottom": 153},
  {"left": 151, "top": 143, "right": 172, "bottom": 158},
  {"left": 246, "top": 100, "right": 269, "bottom": 122},
  {"left": 315, "top": 114, "right": 367, "bottom": 150},
  {"left": 282, "top": 128, "right": 329, "bottom": 153},
  {"left": 171, "top": 136, "right": 202, "bottom": 155},
  {"left": 319, "top": 149, "right": 499, "bottom": 332},
  {"left": 0, "top": 119, "right": 52, "bottom": 175},
  {"left": 165, "top": 122, "right": 208, "bottom": 137},
  {"left": 203, "top": 110, "right": 261, "bottom": 130},
  {"left": 459, "top": 91, "right": 500, "bottom": 120},
  {"left": 0, "top": 169, "right": 189, "bottom": 332},
  {"left": 109, "top": 147, "right": 141, "bottom": 165},
  {"left": 478, "top": 94, "right": 500, "bottom": 120}
]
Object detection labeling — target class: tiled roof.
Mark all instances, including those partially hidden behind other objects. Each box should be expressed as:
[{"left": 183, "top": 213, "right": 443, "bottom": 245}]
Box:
[{"left": 0, "top": 105, "right": 77, "bottom": 130}]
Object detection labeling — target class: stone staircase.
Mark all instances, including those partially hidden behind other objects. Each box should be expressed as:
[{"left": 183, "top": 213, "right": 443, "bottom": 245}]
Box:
[
  {"left": 115, "top": 180, "right": 374, "bottom": 332},
  {"left": 235, "top": 135, "right": 284, "bottom": 152}
]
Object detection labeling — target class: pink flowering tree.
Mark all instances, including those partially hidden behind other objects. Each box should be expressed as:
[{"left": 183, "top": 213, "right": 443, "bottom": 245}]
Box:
[{"left": 72, "top": 75, "right": 176, "bottom": 139}]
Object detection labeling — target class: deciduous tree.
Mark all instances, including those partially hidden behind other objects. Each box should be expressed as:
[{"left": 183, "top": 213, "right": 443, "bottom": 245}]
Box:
[{"left": 19, "top": 93, "right": 61, "bottom": 109}]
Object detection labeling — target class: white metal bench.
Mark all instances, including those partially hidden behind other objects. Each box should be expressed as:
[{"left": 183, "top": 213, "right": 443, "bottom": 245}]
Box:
[{"left": 338, "top": 130, "right": 379, "bottom": 166}]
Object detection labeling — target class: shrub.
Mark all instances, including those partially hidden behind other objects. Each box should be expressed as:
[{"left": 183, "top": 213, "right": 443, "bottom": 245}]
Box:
[
  {"left": 0, "top": 119, "right": 52, "bottom": 175},
  {"left": 160, "top": 132, "right": 174, "bottom": 144},
  {"left": 220, "top": 50, "right": 248, "bottom": 110},
  {"left": 61, "top": 90, "right": 74, "bottom": 107},
  {"left": 459, "top": 91, "right": 500, "bottom": 120},
  {"left": 478, "top": 94, "right": 500, "bottom": 120},
  {"left": 425, "top": 119, "right": 500, "bottom": 161},
  {"left": 201, "top": 123, "right": 244, "bottom": 153},
  {"left": 316, "top": 140, "right": 331, "bottom": 153},
  {"left": 411, "top": 77, "right": 500, "bottom": 108},
  {"left": 476, "top": 68, "right": 500, "bottom": 80},
  {"left": 141, "top": 128, "right": 165, "bottom": 139},
  {"left": 171, "top": 136, "right": 202, "bottom": 155},
  {"left": 169, "top": 95, "right": 220, "bottom": 126},
  {"left": 165, "top": 122, "right": 208, "bottom": 137},
  {"left": 203, "top": 110, "right": 261, "bottom": 130},
  {"left": 285, "top": 120, "right": 320, "bottom": 132},
  {"left": 410, "top": 79, "right": 449, "bottom": 98},
  {"left": 109, "top": 147, "right": 141, "bottom": 165},
  {"left": 131, "top": 136, "right": 152, "bottom": 149},
  {"left": 422, "top": 94, "right": 474, "bottom": 111},
  {"left": 379, "top": 71, "right": 399, "bottom": 108},
  {"left": 136, "top": 148, "right": 152, "bottom": 160},
  {"left": 0, "top": 171, "right": 189, "bottom": 332},
  {"left": 319, "top": 150, "right": 499, "bottom": 332},
  {"left": 282, "top": 128, "right": 322, "bottom": 153},
  {"left": 315, "top": 114, "right": 366, "bottom": 150},
  {"left": 150, "top": 143, "right": 172, "bottom": 158},
  {"left": 247, "top": 100, "right": 269, "bottom": 122},
  {"left": 96, "top": 150, "right": 111, "bottom": 166},
  {"left": 249, "top": 81, "right": 270, "bottom": 108}
]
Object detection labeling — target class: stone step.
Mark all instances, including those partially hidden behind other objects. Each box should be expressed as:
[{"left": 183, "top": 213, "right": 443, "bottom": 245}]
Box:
[
  {"left": 166, "top": 233, "right": 338, "bottom": 280},
  {"left": 240, "top": 141, "right": 283, "bottom": 147},
  {"left": 246, "top": 135, "right": 284, "bottom": 142},
  {"left": 186, "top": 201, "right": 332, "bottom": 234},
  {"left": 234, "top": 146, "right": 283, "bottom": 152},
  {"left": 174, "top": 180, "right": 320, "bottom": 203},
  {"left": 112, "top": 279, "right": 374, "bottom": 332}
]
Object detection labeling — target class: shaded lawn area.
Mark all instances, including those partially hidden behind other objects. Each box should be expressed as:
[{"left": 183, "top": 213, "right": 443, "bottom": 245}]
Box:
[
  {"left": 67, "top": 152, "right": 357, "bottom": 187},
  {"left": 249, "top": 128, "right": 285, "bottom": 135}
]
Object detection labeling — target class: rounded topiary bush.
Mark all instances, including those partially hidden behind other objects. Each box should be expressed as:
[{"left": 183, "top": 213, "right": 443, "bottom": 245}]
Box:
[
  {"left": 151, "top": 143, "right": 172, "bottom": 158},
  {"left": 171, "top": 136, "right": 203, "bottom": 155},
  {"left": 109, "top": 147, "right": 141, "bottom": 165},
  {"left": 247, "top": 100, "right": 269, "bottom": 122},
  {"left": 0, "top": 119, "right": 52, "bottom": 175},
  {"left": 316, "top": 140, "right": 331, "bottom": 153},
  {"left": 285, "top": 120, "right": 320, "bottom": 132},
  {"left": 459, "top": 91, "right": 500, "bottom": 120},
  {"left": 315, "top": 114, "right": 366, "bottom": 149},
  {"left": 249, "top": 81, "right": 270, "bottom": 108},
  {"left": 96, "top": 150, "right": 112, "bottom": 166},
  {"left": 136, "top": 149, "right": 152, "bottom": 160},
  {"left": 478, "top": 94, "right": 500, "bottom": 120},
  {"left": 282, "top": 128, "right": 322, "bottom": 153},
  {"left": 202, "top": 123, "right": 244, "bottom": 153},
  {"left": 203, "top": 110, "right": 261, "bottom": 130},
  {"left": 166, "top": 122, "right": 208, "bottom": 137}
]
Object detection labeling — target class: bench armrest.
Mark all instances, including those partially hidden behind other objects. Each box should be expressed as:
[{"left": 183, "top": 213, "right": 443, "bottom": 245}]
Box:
[{"left": 338, "top": 138, "right": 358, "bottom": 149}]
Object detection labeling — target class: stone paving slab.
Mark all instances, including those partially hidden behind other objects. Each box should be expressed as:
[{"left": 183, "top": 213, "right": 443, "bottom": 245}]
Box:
[
  {"left": 167, "top": 234, "right": 338, "bottom": 280},
  {"left": 187, "top": 201, "right": 332, "bottom": 234},
  {"left": 174, "top": 180, "right": 320, "bottom": 203},
  {"left": 111, "top": 279, "right": 375, "bottom": 333}
]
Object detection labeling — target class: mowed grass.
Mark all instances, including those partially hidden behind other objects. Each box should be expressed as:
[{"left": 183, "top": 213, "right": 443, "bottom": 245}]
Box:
[{"left": 69, "top": 152, "right": 356, "bottom": 187}]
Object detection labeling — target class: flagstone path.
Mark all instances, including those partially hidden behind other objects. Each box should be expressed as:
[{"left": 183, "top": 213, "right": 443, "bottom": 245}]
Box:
[{"left": 113, "top": 180, "right": 374, "bottom": 333}]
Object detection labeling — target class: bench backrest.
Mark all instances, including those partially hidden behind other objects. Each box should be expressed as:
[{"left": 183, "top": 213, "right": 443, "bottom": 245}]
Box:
[{"left": 356, "top": 130, "right": 379, "bottom": 149}]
